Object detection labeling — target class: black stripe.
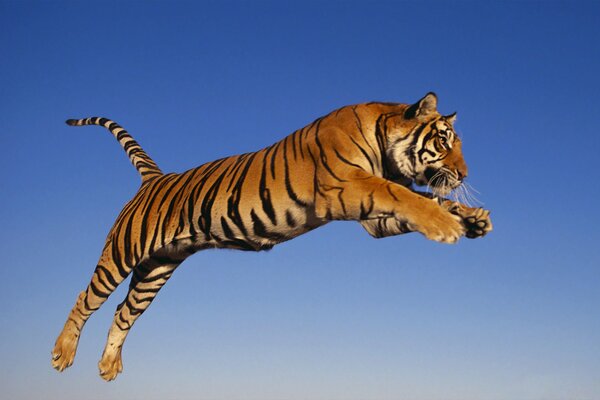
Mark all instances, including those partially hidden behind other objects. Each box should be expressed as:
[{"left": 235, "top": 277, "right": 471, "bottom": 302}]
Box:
[
  {"left": 220, "top": 216, "right": 234, "bottom": 238},
  {"left": 96, "top": 264, "right": 118, "bottom": 288},
  {"left": 123, "top": 140, "right": 138, "bottom": 152},
  {"left": 360, "top": 192, "right": 374, "bottom": 219},
  {"left": 89, "top": 281, "right": 111, "bottom": 298},
  {"left": 142, "top": 270, "right": 174, "bottom": 283},
  {"left": 185, "top": 164, "right": 219, "bottom": 236},
  {"left": 259, "top": 149, "right": 277, "bottom": 225},
  {"left": 285, "top": 210, "right": 297, "bottom": 227},
  {"left": 214, "top": 237, "right": 260, "bottom": 251},
  {"left": 95, "top": 273, "right": 113, "bottom": 292},
  {"left": 117, "top": 314, "right": 131, "bottom": 330},
  {"left": 386, "top": 185, "right": 399, "bottom": 201},
  {"left": 198, "top": 166, "right": 228, "bottom": 237},
  {"left": 157, "top": 174, "right": 195, "bottom": 247},
  {"left": 288, "top": 133, "right": 298, "bottom": 161},
  {"left": 124, "top": 298, "right": 146, "bottom": 316},
  {"left": 110, "top": 238, "right": 129, "bottom": 279},
  {"left": 250, "top": 209, "right": 285, "bottom": 240},
  {"left": 152, "top": 255, "right": 183, "bottom": 264},
  {"left": 197, "top": 158, "right": 235, "bottom": 241},
  {"left": 333, "top": 148, "right": 365, "bottom": 170},
  {"left": 348, "top": 136, "right": 375, "bottom": 174},
  {"left": 83, "top": 291, "right": 99, "bottom": 311},
  {"left": 132, "top": 294, "right": 156, "bottom": 304},
  {"left": 374, "top": 114, "right": 389, "bottom": 178},
  {"left": 225, "top": 154, "right": 251, "bottom": 191},
  {"left": 417, "top": 122, "right": 438, "bottom": 162},
  {"left": 407, "top": 121, "right": 430, "bottom": 167},
  {"left": 313, "top": 121, "right": 347, "bottom": 182},
  {"left": 226, "top": 152, "right": 258, "bottom": 236},
  {"left": 270, "top": 140, "right": 284, "bottom": 180},
  {"left": 131, "top": 285, "right": 161, "bottom": 294},
  {"left": 336, "top": 188, "right": 347, "bottom": 216},
  {"left": 116, "top": 131, "right": 130, "bottom": 141},
  {"left": 145, "top": 202, "right": 166, "bottom": 253},
  {"left": 283, "top": 143, "right": 308, "bottom": 207},
  {"left": 137, "top": 174, "right": 178, "bottom": 254},
  {"left": 351, "top": 106, "right": 379, "bottom": 165},
  {"left": 297, "top": 126, "right": 306, "bottom": 159},
  {"left": 307, "top": 146, "right": 325, "bottom": 197}
]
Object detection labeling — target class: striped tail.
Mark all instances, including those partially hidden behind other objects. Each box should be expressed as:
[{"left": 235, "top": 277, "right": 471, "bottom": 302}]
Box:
[{"left": 66, "top": 117, "right": 163, "bottom": 183}]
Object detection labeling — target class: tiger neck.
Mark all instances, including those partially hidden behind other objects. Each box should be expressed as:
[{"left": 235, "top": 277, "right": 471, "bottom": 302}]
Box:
[
  {"left": 386, "top": 171, "right": 413, "bottom": 188},
  {"left": 382, "top": 154, "right": 413, "bottom": 188}
]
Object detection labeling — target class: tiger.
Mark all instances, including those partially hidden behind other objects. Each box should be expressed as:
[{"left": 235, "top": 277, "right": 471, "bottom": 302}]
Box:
[{"left": 51, "top": 92, "right": 492, "bottom": 381}]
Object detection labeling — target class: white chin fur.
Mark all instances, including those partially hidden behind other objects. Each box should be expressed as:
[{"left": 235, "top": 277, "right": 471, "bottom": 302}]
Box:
[{"left": 432, "top": 187, "right": 452, "bottom": 197}]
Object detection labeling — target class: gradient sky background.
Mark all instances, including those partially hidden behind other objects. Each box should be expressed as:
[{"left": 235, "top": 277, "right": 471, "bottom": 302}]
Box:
[{"left": 1, "top": 1, "right": 599, "bottom": 399}]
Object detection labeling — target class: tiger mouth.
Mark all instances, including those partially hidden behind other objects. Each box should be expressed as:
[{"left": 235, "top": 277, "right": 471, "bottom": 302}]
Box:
[{"left": 423, "top": 167, "right": 459, "bottom": 195}]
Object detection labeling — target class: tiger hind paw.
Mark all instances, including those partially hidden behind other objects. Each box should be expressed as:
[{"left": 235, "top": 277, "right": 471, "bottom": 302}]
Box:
[
  {"left": 51, "top": 330, "right": 80, "bottom": 372},
  {"left": 98, "top": 349, "right": 123, "bottom": 381}
]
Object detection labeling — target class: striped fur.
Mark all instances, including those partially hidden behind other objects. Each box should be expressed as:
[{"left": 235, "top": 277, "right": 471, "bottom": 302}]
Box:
[{"left": 52, "top": 93, "right": 491, "bottom": 381}]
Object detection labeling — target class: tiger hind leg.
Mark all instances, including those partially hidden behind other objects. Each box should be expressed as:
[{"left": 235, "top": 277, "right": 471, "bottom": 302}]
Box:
[
  {"left": 52, "top": 244, "right": 133, "bottom": 372},
  {"left": 98, "top": 255, "right": 181, "bottom": 381}
]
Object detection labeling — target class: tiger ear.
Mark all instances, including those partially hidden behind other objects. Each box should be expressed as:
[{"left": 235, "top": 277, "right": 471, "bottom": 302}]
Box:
[
  {"left": 445, "top": 112, "right": 457, "bottom": 124},
  {"left": 404, "top": 92, "right": 438, "bottom": 119}
]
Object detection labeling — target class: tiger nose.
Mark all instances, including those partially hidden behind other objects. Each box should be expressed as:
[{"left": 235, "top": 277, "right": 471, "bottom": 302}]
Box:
[{"left": 456, "top": 169, "right": 467, "bottom": 181}]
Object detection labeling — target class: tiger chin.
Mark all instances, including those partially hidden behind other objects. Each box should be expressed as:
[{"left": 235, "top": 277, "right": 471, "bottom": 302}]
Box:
[{"left": 52, "top": 92, "right": 492, "bottom": 381}]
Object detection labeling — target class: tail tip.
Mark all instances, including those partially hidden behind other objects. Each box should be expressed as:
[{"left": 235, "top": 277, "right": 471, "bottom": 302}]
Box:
[{"left": 65, "top": 119, "right": 78, "bottom": 126}]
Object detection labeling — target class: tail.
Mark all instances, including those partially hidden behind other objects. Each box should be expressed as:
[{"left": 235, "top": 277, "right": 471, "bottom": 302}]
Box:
[{"left": 66, "top": 117, "right": 163, "bottom": 183}]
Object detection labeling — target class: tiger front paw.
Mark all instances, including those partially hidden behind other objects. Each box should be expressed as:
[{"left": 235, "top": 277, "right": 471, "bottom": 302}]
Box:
[
  {"left": 462, "top": 208, "right": 493, "bottom": 238},
  {"left": 411, "top": 202, "right": 466, "bottom": 244}
]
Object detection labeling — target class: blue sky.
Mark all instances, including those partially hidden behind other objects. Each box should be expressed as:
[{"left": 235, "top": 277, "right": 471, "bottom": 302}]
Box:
[{"left": 1, "top": 1, "right": 599, "bottom": 399}]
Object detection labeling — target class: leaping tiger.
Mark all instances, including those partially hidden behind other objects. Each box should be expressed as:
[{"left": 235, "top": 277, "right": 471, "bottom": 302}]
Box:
[{"left": 51, "top": 92, "right": 492, "bottom": 381}]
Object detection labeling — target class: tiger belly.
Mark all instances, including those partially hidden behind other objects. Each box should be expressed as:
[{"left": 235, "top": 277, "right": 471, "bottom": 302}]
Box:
[{"left": 198, "top": 201, "right": 325, "bottom": 252}]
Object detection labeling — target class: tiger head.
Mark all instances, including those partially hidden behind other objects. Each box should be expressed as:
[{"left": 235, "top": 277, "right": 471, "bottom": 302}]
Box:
[{"left": 385, "top": 92, "right": 468, "bottom": 197}]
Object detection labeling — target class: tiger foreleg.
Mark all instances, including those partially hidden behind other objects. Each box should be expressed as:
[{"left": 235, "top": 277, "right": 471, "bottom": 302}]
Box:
[
  {"left": 360, "top": 217, "right": 412, "bottom": 238},
  {"left": 359, "top": 204, "right": 492, "bottom": 239},
  {"left": 98, "top": 258, "right": 180, "bottom": 381},
  {"left": 316, "top": 173, "right": 465, "bottom": 243}
]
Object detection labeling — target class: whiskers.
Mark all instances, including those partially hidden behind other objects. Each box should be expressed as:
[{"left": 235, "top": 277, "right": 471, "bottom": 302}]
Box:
[
  {"left": 426, "top": 168, "right": 451, "bottom": 197},
  {"left": 451, "top": 181, "right": 483, "bottom": 207},
  {"left": 426, "top": 169, "right": 483, "bottom": 207}
]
